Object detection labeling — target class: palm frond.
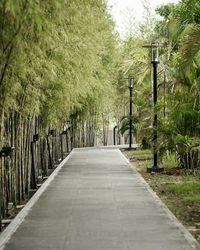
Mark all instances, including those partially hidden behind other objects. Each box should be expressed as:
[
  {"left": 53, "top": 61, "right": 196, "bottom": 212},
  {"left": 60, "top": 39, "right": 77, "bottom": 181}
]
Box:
[{"left": 179, "top": 24, "right": 200, "bottom": 69}]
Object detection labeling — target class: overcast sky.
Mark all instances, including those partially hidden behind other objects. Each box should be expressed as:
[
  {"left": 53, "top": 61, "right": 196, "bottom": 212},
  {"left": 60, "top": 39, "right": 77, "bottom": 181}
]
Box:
[{"left": 107, "top": 0, "right": 180, "bottom": 38}]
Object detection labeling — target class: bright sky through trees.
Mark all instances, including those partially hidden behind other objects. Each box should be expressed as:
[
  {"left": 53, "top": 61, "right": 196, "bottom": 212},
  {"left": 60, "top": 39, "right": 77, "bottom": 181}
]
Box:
[{"left": 107, "top": 0, "right": 180, "bottom": 37}]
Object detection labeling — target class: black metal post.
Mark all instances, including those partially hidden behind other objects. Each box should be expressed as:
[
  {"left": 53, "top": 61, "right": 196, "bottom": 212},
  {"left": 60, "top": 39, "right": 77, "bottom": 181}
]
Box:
[
  {"left": 113, "top": 127, "right": 115, "bottom": 145},
  {"left": 146, "top": 44, "right": 164, "bottom": 173},
  {"left": 71, "top": 124, "right": 74, "bottom": 150},
  {"left": 129, "top": 86, "right": 133, "bottom": 149},
  {"left": 46, "top": 135, "right": 53, "bottom": 169},
  {"left": 125, "top": 75, "right": 134, "bottom": 150},
  {"left": 0, "top": 191, "right": 2, "bottom": 232},
  {"left": 118, "top": 127, "right": 121, "bottom": 145},
  {"left": 66, "top": 130, "right": 69, "bottom": 153},
  {"left": 113, "top": 126, "right": 117, "bottom": 145},
  {"left": 153, "top": 61, "right": 158, "bottom": 168},
  {"left": 164, "top": 68, "right": 167, "bottom": 118},
  {"left": 60, "top": 134, "right": 64, "bottom": 161},
  {"left": 31, "top": 141, "right": 37, "bottom": 189},
  {"left": 67, "top": 127, "right": 71, "bottom": 152},
  {"left": 0, "top": 146, "right": 14, "bottom": 231},
  {"left": 51, "top": 138, "right": 54, "bottom": 165}
]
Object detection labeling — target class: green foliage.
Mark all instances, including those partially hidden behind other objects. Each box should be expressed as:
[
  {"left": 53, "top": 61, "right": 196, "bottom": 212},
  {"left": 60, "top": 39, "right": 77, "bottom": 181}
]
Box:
[
  {"left": 0, "top": 0, "right": 199, "bottom": 172},
  {"left": 161, "top": 154, "right": 177, "bottom": 169},
  {"left": 116, "top": 0, "right": 200, "bottom": 170},
  {"left": 167, "top": 183, "right": 200, "bottom": 195},
  {"left": 187, "top": 194, "right": 200, "bottom": 203},
  {"left": 132, "top": 149, "right": 152, "bottom": 155},
  {"left": 0, "top": 0, "right": 120, "bottom": 131},
  {"left": 178, "top": 24, "right": 200, "bottom": 71},
  {"left": 120, "top": 115, "right": 140, "bottom": 135}
]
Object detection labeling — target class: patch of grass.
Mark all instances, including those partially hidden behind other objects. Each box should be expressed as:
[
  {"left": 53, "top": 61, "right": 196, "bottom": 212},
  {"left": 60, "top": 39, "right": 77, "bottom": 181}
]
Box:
[
  {"left": 161, "top": 154, "right": 177, "bottom": 169},
  {"left": 167, "top": 183, "right": 200, "bottom": 195},
  {"left": 181, "top": 171, "right": 200, "bottom": 180},
  {"left": 123, "top": 149, "right": 153, "bottom": 162},
  {"left": 132, "top": 149, "right": 153, "bottom": 161},
  {"left": 188, "top": 194, "right": 200, "bottom": 203},
  {"left": 133, "top": 149, "right": 152, "bottom": 155},
  {"left": 143, "top": 159, "right": 153, "bottom": 168}
]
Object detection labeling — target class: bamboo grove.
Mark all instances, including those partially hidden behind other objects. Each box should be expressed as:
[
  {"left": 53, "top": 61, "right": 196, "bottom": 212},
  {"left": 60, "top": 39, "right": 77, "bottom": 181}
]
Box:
[
  {"left": 0, "top": 0, "right": 119, "bottom": 219},
  {"left": 0, "top": 0, "right": 200, "bottom": 224}
]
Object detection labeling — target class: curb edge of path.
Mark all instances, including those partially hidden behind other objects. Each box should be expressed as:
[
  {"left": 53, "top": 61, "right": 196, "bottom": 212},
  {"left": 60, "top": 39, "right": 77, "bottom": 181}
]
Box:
[
  {"left": 0, "top": 150, "right": 74, "bottom": 250},
  {"left": 118, "top": 149, "right": 200, "bottom": 250}
]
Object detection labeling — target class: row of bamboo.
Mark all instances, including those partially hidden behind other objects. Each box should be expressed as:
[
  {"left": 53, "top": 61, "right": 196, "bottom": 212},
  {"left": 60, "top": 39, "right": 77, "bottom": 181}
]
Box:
[{"left": 0, "top": 110, "right": 100, "bottom": 230}]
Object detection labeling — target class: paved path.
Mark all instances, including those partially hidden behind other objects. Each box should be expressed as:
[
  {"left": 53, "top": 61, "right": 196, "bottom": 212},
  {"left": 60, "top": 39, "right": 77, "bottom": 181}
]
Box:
[{"left": 1, "top": 148, "right": 199, "bottom": 250}]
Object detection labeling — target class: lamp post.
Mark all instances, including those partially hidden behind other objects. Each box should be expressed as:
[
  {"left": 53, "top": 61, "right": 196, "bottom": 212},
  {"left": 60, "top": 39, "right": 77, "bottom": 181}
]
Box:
[
  {"left": 128, "top": 75, "right": 134, "bottom": 149},
  {"left": 0, "top": 146, "right": 14, "bottom": 232},
  {"left": 66, "top": 127, "right": 70, "bottom": 153},
  {"left": 60, "top": 134, "right": 63, "bottom": 161},
  {"left": 113, "top": 125, "right": 118, "bottom": 145},
  {"left": 60, "top": 130, "right": 68, "bottom": 161},
  {"left": 31, "top": 134, "right": 39, "bottom": 189},
  {"left": 46, "top": 130, "right": 55, "bottom": 169},
  {"left": 143, "top": 42, "right": 164, "bottom": 173},
  {"left": 50, "top": 129, "right": 56, "bottom": 164}
]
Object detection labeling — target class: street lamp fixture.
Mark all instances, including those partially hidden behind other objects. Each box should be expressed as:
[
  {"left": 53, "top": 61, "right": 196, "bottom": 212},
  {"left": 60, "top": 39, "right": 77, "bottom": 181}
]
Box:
[
  {"left": 143, "top": 42, "right": 164, "bottom": 173},
  {"left": 152, "top": 43, "right": 159, "bottom": 62},
  {"left": 0, "top": 146, "right": 15, "bottom": 157},
  {"left": 33, "top": 134, "right": 39, "bottom": 142},
  {"left": 128, "top": 75, "right": 134, "bottom": 149},
  {"left": 128, "top": 75, "right": 134, "bottom": 88},
  {"left": 49, "top": 129, "right": 56, "bottom": 137}
]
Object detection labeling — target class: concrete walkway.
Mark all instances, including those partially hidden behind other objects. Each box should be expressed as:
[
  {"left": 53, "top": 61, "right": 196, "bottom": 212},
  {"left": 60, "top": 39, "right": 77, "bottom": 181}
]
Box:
[{"left": 1, "top": 148, "right": 199, "bottom": 250}]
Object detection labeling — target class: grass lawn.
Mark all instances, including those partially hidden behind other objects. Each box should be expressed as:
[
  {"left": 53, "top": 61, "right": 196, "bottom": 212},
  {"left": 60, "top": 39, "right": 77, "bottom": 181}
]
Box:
[{"left": 123, "top": 149, "right": 200, "bottom": 243}]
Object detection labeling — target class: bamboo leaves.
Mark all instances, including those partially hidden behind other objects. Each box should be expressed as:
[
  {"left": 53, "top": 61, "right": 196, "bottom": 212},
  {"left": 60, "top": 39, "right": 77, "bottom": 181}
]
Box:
[{"left": 0, "top": 0, "right": 120, "bottom": 216}]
